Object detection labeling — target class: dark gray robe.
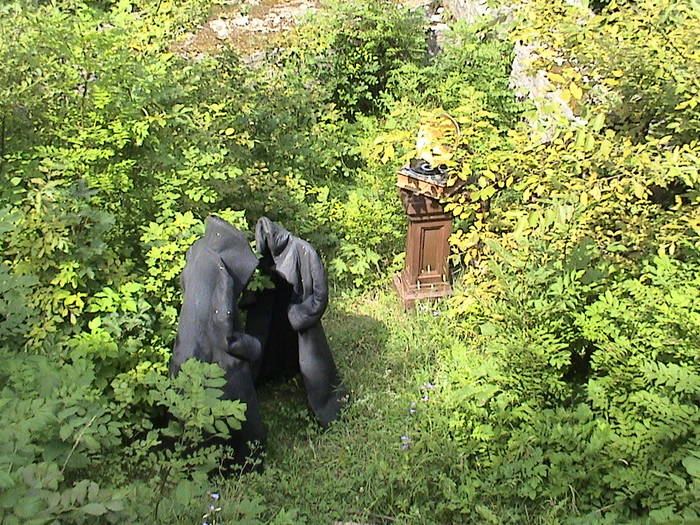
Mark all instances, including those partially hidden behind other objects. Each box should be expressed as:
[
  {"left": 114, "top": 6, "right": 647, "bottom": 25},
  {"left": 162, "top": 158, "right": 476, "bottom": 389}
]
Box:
[
  {"left": 170, "top": 215, "right": 348, "bottom": 474},
  {"left": 249, "top": 217, "right": 348, "bottom": 427},
  {"left": 170, "top": 215, "right": 265, "bottom": 466}
]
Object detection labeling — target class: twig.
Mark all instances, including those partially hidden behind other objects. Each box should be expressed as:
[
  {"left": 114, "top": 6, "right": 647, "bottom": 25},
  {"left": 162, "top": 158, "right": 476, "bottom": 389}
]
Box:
[
  {"left": 0, "top": 113, "right": 5, "bottom": 155},
  {"left": 569, "top": 484, "right": 579, "bottom": 514},
  {"left": 0, "top": 113, "right": 6, "bottom": 175},
  {"left": 594, "top": 498, "right": 626, "bottom": 515},
  {"left": 61, "top": 413, "right": 99, "bottom": 475},
  {"left": 154, "top": 463, "right": 173, "bottom": 520},
  {"left": 350, "top": 509, "right": 398, "bottom": 523}
]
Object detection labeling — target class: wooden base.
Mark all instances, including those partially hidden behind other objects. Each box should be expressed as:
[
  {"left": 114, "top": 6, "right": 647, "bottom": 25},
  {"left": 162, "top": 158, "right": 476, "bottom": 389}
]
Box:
[{"left": 394, "top": 272, "right": 452, "bottom": 310}]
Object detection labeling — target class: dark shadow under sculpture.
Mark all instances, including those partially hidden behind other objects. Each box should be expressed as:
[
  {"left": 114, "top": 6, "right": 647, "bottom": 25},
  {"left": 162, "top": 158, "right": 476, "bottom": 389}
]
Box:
[{"left": 169, "top": 215, "right": 347, "bottom": 471}]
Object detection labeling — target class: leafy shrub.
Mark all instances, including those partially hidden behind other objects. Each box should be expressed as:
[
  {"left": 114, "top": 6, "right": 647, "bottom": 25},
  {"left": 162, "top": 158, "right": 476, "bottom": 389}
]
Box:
[
  {"left": 441, "top": 0, "right": 699, "bottom": 274},
  {"left": 409, "top": 2, "right": 700, "bottom": 521},
  {"left": 5, "top": 0, "right": 698, "bottom": 521},
  {"left": 287, "top": 0, "right": 428, "bottom": 118},
  {"left": 0, "top": 353, "right": 127, "bottom": 523},
  {"left": 577, "top": 256, "right": 700, "bottom": 520},
  {"left": 0, "top": 348, "right": 248, "bottom": 523},
  {"left": 385, "top": 19, "right": 525, "bottom": 128},
  {"left": 421, "top": 241, "right": 700, "bottom": 522}
]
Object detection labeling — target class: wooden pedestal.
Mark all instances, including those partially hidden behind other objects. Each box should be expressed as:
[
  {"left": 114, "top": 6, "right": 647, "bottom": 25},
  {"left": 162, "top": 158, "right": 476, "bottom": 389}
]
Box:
[{"left": 394, "top": 188, "right": 453, "bottom": 309}]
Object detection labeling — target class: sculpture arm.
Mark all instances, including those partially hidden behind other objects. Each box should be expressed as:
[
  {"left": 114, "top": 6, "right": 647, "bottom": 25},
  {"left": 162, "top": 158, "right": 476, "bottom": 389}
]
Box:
[
  {"left": 288, "top": 248, "right": 328, "bottom": 332},
  {"left": 227, "top": 332, "right": 262, "bottom": 362}
]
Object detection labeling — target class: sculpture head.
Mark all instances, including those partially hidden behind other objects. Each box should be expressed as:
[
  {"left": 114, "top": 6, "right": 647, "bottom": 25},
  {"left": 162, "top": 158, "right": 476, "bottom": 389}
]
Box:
[
  {"left": 255, "top": 217, "right": 291, "bottom": 258},
  {"left": 203, "top": 215, "right": 259, "bottom": 295}
]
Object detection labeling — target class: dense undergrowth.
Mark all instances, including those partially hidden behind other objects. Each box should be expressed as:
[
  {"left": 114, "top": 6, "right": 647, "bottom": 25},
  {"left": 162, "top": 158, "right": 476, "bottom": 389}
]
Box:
[{"left": 0, "top": 0, "right": 698, "bottom": 522}]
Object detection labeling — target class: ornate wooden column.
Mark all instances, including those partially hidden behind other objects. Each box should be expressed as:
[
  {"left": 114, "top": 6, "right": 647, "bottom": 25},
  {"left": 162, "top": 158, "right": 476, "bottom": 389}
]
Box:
[{"left": 394, "top": 166, "right": 454, "bottom": 309}]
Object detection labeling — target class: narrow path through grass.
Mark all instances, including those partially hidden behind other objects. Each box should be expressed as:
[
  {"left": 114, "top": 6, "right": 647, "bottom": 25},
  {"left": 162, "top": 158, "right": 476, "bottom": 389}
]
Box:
[{"left": 222, "top": 288, "right": 458, "bottom": 524}]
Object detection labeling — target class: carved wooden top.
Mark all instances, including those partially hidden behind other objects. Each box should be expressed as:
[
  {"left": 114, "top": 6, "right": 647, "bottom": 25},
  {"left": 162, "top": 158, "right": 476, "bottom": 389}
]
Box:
[{"left": 396, "top": 165, "right": 463, "bottom": 200}]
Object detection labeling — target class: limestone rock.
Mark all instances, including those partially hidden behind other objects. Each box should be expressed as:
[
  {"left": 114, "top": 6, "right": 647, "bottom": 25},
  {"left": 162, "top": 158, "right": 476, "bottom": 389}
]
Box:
[
  {"left": 234, "top": 15, "right": 250, "bottom": 27},
  {"left": 444, "top": 0, "right": 491, "bottom": 23},
  {"left": 209, "top": 19, "right": 230, "bottom": 40}
]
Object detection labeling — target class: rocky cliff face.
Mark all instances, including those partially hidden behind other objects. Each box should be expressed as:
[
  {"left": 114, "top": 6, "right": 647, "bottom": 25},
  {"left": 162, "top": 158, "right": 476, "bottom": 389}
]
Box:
[
  {"left": 442, "top": 0, "right": 491, "bottom": 23},
  {"left": 441, "top": 0, "right": 586, "bottom": 139}
]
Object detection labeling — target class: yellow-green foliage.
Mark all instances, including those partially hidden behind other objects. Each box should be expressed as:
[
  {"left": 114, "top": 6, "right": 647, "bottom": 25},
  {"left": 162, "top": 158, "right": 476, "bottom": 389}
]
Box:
[
  {"left": 445, "top": 0, "right": 699, "bottom": 273},
  {"left": 399, "top": 0, "right": 700, "bottom": 521},
  {"left": 1, "top": 0, "right": 699, "bottom": 522}
]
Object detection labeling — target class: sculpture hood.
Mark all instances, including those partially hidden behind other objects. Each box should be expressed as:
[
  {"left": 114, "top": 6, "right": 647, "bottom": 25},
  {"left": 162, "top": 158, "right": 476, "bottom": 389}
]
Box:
[
  {"left": 204, "top": 215, "right": 259, "bottom": 297},
  {"left": 255, "top": 216, "right": 292, "bottom": 258},
  {"left": 255, "top": 217, "right": 328, "bottom": 332}
]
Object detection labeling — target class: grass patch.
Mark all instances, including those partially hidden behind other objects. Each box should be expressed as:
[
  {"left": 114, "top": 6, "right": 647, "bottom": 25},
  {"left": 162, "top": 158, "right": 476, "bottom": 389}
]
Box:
[{"left": 222, "top": 287, "right": 462, "bottom": 523}]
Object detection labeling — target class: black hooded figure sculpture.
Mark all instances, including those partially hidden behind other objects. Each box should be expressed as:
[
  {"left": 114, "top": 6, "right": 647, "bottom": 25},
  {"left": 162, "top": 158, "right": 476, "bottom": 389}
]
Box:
[
  {"left": 245, "top": 217, "right": 348, "bottom": 428},
  {"left": 170, "top": 215, "right": 266, "bottom": 467},
  {"left": 170, "top": 215, "right": 347, "bottom": 471}
]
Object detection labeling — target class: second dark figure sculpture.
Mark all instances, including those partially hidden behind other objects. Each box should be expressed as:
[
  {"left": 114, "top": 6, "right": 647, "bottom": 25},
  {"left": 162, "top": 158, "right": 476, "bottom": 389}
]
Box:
[
  {"left": 247, "top": 217, "right": 348, "bottom": 428},
  {"left": 170, "top": 215, "right": 347, "bottom": 470}
]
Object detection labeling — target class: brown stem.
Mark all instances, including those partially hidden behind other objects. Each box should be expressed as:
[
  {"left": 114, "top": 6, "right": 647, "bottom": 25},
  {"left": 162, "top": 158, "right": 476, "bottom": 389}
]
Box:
[
  {"left": 0, "top": 113, "right": 5, "bottom": 176},
  {"left": 350, "top": 509, "right": 398, "bottom": 523}
]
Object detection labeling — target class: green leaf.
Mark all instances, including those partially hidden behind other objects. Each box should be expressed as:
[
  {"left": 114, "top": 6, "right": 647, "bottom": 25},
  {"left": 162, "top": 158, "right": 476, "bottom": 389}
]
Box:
[
  {"left": 590, "top": 112, "right": 606, "bottom": 132},
  {"left": 214, "top": 419, "right": 229, "bottom": 435},
  {"left": 105, "top": 499, "right": 125, "bottom": 512},
  {"left": 479, "top": 323, "right": 498, "bottom": 336},
  {"left": 81, "top": 502, "right": 108, "bottom": 516},
  {"left": 82, "top": 435, "right": 100, "bottom": 451},
  {"left": 14, "top": 496, "right": 44, "bottom": 518},
  {"left": 226, "top": 416, "right": 243, "bottom": 430},
  {"left": 205, "top": 377, "right": 227, "bottom": 389},
  {"left": 569, "top": 82, "right": 582, "bottom": 100},
  {"left": 0, "top": 471, "right": 14, "bottom": 489},
  {"left": 682, "top": 455, "right": 700, "bottom": 477}
]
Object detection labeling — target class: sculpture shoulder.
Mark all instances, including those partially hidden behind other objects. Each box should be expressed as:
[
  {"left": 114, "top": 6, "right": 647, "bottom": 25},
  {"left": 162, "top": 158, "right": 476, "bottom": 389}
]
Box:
[
  {"left": 274, "top": 238, "right": 324, "bottom": 284},
  {"left": 182, "top": 242, "right": 224, "bottom": 279},
  {"left": 296, "top": 238, "right": 320, "bottom": 259},
  {"left": 283, "top": 237, "right": 322, "bottom": 269}
]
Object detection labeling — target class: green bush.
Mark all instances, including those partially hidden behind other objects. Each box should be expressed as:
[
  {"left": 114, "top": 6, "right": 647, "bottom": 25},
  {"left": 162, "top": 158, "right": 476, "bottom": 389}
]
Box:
[
  {"left": 577, "top": 256, "right": 700, "bottom": 520},
  {"left": 287, "top": 0, "right": 428, "bottom": 118},
  {"left": 421, "top": 243, "right": 700, "bottom": 522},
  {"left": 0, "top": 348, "right": 248, "bottom": 523},
  {"left": 3, "top": 0, "right": 698, "bottom": 521},
  {"left": 385, "top": 20, "right": 525, "bottom": 128}
]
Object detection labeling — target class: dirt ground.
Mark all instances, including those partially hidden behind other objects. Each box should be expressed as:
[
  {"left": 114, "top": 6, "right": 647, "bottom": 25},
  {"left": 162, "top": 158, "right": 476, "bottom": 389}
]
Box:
[
  {"left": 172, "top": 0, "right": 318, "bottom": 59},
  {"left": 172, "top": 0, "right": 440, "bottom": 61}
]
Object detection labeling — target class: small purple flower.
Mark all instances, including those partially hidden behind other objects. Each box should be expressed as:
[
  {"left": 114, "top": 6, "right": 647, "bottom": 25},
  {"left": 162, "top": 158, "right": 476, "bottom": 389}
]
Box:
[
  {"left": 432, "top": 310, "right": 440, "bottom": 317},
  {"left": 422, "top": 382, "right": 435, "bottom": 390},
  {"left": 203, "top": 522, "right": 210, "bottom": 525},
  {"left": 408, "top": 401, "right": 417, "bottom": 415},
  {"left": 210, "top": 492, "right": 220, "bottom": 501},
  {"left": 400, "top": 435, "right": 412, "bottom": 449},
  {"left": 422, "top": 395, "right": 429, "bottom": 402}
]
